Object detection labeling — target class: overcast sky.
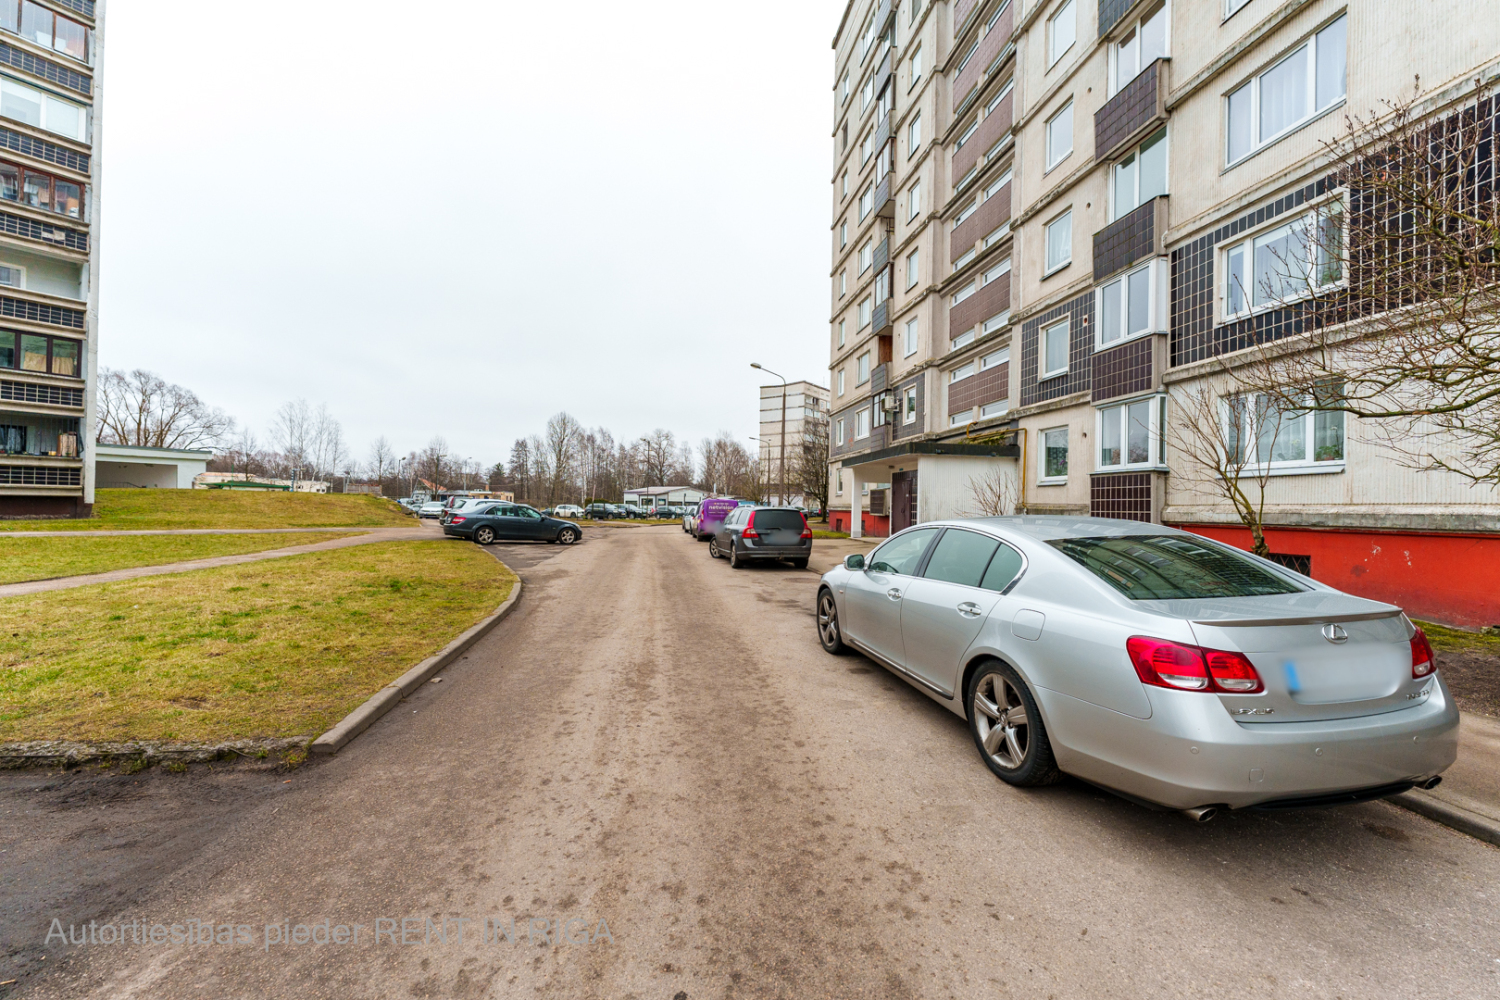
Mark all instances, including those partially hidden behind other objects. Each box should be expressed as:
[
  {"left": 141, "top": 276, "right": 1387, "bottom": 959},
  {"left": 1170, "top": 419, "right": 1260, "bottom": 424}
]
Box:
[{"left": 98, "top": 0, "right": 846, "bottom": 468}]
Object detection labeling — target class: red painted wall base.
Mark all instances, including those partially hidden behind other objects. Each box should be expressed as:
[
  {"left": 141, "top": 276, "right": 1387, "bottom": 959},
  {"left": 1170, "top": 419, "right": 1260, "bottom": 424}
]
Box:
[
  {"left": 1176, "top": 524, "right": 1500, "bottom": 630},
  {"left": 828, "top": 511, "right": 891, "bottom": 538}
]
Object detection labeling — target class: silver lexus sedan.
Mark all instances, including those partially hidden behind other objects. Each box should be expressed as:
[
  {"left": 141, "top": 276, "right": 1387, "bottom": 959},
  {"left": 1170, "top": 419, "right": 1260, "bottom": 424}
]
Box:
[{"left": 816, "top": 517, "right": 1457, "bottom": 820}]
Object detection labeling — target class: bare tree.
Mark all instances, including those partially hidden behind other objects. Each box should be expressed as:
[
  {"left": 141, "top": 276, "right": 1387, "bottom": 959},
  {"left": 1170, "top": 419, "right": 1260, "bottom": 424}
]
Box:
[
  {"left": 544, "top": 412, "right": 582, "bottom": 505},
  {"left": 96, "top": 368, "right": 232, "bottom": 450},
  {"left": 368, "top": 436, "right": 396, "bottom": 483},
  {"left": 962, "top": 465, "right": 1021, "bottom": 518},
  {"left": 307, "top": 404, "right": 347, "bottom": 480},
  {"left": 417, "top": 436, "right": 452, "bottom": 489},
  {"left": 789, "top": 411, "right": 831, "bottom": 514},
  {"left": 637, "top": 429, "right": 677, "bottom": 486},
  {"left": 271, "top": 399, "right": 312, "bottom": 474}
]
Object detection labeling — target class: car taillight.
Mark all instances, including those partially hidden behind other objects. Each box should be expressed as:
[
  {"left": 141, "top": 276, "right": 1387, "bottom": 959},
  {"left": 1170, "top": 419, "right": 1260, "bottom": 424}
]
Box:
[
  {"left": 1411, "top": 627, "right": 1436, "bottom": 679},
  {"left": 800, "top": 513, "right": 812, "bottom": 540},
  {"left": 1126, "top": 637, "right": 1265, "bottom": 694},
  {"left": 742, "top": 511, "right": 759, "bottom": 539},
  {"left": 451, "top": 516, "right": 466, "bottom": 524}
]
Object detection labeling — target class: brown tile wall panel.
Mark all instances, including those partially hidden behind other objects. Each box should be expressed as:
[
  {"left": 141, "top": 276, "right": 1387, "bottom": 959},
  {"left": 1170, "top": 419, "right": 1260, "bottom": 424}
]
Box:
[
  {"left": 951, "top": 3, "right": 1012, "bottom": 113},
  {"left": 954, "top": 0, "right": 978, "bottom": 35},
  {"left": 1094, "top": 58, "right": 1162, "bottom": 162},
  {"left": 1092, "top": 196, "right": 1160, "bottom": 281},
  {"left": 951, "top": 181, "right": 1010, "bottom": 259},
  {"left": 0, "top": 378, "right": 83, "bottom": 406},
  {"left": 1098, "top": 0, "right": 1145, "bottom": 37},
  {"left": 949, "top": 273, "right": 1010, "bottom": 340},
  {"left": 1090, "top": 472, "right": 1152, "bottom": 521},
  {"left": 952, "top": 90, "right": 1012, "bottom": 185},
  {"left": 1020, "top": 290, "right": 1093, "bottom": 407},
  {"left": 1091, "top": 336, "right": 1154, "bottom": 402},
  {"left": 949, "top": 364, "right": 1009, "bottom": 413}
]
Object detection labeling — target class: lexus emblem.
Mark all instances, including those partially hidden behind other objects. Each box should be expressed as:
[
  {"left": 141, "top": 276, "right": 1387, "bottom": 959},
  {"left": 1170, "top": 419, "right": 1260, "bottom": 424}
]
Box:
[{"left": 1322, "top": 623, "right": 1349, "bottom": 644}]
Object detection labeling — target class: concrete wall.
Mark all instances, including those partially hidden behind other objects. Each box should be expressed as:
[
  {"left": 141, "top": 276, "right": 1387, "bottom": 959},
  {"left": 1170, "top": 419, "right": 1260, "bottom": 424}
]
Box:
[
  {"left": 96, "top": 462, "right": 182, "bottom": 489},
  {"left": 917, "top": 454, "right": 1017, "bottom": 522}
]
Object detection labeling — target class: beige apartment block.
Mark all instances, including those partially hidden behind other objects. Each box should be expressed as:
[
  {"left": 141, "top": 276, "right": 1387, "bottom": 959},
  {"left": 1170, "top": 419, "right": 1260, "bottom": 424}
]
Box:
[
  {"left": 0, "top": 0, "right": 102, "bottom": 519},
  {"left": 757, "top": 379, "right": 829, "bottom": 507},
  {"left": 827, "top": 0, "right": 1500, "bottom": 625}
]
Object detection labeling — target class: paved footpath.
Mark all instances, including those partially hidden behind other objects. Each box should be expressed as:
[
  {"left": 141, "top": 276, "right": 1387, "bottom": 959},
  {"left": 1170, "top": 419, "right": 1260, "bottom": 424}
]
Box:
[
  {"left": 0, "top": 526, "right": 435, "bottom": 599},
  {"left": 7, "top": 526, "right": 1499, "bottom": 999}
]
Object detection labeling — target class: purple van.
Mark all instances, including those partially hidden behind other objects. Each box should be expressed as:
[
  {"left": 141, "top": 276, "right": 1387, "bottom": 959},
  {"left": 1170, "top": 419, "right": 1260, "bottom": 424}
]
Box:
[{"left": 694, "top": 497, "right": 748, "bottom": 540}]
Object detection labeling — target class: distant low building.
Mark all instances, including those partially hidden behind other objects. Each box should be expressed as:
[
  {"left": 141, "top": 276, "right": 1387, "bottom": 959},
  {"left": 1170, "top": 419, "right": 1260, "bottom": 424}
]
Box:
[
  {"left": 96, "top": 445, "right": 214, "bottom": 490},
  {"left": 193, "top": 472, "right": 330, "bottom": 493},
  {"left": 345, "top": 483, "right": 383, "bottom": 496},
  {"left": 623, "top": 486, "right": 706, "bottom": 511}
]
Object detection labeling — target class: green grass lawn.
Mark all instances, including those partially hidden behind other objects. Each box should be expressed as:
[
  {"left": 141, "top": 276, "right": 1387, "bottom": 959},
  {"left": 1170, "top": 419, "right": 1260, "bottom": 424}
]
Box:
[
  {"left": 811, "top": 530, "right": 851, "bottom": 539},
  {"left": 1415, "top": 619, "right": 1500, "bottom": 654},
  {"left": 0, "top": 531, "right": 353, "bottom": 585},
  {"left": 0, "top": 541, "right": 515, "bottom": 742},
  {"left": 0, "top": 489, "right": 414, "bottom": 532}
]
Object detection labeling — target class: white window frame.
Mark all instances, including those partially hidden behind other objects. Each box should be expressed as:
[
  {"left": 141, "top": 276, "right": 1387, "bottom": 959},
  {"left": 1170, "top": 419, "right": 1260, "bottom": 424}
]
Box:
[
  {"left": 1096, "top": 394, "right": 1165, "bottom": 472},
  {"left": 1095, "top": 257, "right": 1167, "bottom": 349},
  {"left": 950, "top": 362, "right": 975, "bottom": 384},
  {"left": 837, "top": 369, "right": 846, "bottom": 396},
  {"left": 859, "top": 240, "right": 873, "bottom": 274},
  {"left": 842, "top": 171, "right": 849, "bottom": 198},
  {"left": 908, "top": 113, "right": 921, "bottom": 155},
  {"left": 909, "top": 46, "right": 923, "bottom": 89},
  {"left": 1044, "top": 210, "right": 1072, "bottom": 275},
  {"left": 986, "top": 80, "right": 1015, "bottom": 118},
  {"left": 841, "top": 70, "right": 850, "bottom": 104},
  {"left": 1045, "top": 100, "right": 1073, "bottom": 170},
  {"left": 1225, "top": 14, "right": 1347, "bottom": 167},
  {"left": 952, "top": 249, "right": 976, "bottom": 273},
  {"left": 1225, "top": 0, "right": 1253, "bottom": 20},
  {"left": 836, "top": 417, "right": 846, "bottom": 445},
  {"left": 839, "top": 221, "right": 848, "bottom": 248},
  {"left": 984, "top": 221, "right": 1011, "bottom": 248},
  {"left": 980, "top": 401, "right": 1009, "bottom": 419},
  {"left": 1219, "top": 201, "right": 1344, "bottom": 321},
  {"left": 951, "top": 330, "right": 975, "bottom": 350},
  {"left": 955, "top": 119, "right": 979, "bottom": 150},
  {"left": 838, "top": 320, "right": 846, "bottom": 348},
  {"left": 983, "top": 169, "right": 1012, "bottom": 202},
  {"left": 981, "top": 347, "right": 1008, "bottom": 370},
  {"left": 954, "top": 198, "right": 978, "bottom": 227},
  {"left": 951, "top": 281, "right": 976, "bottom": 307},
  {"left": 904, "top": 386, "right": 917, "bottom": 424},
  {"left": 857, "top": 351, "right": 871, "bottom": 384},
  {"left": 904, "top": 316, "right": 919, "bottom": 356},
  {"left": 1108, "top": 0, "right": 1169, "bottom": 98},
  {"left": 1039, "top": 425, "right": 1069, "bottom": 483},
  {"left": 982, "top": 310, "right": 1010, "bottom": 334},
  {"left": 0, "top": 261, "right": 26, "bottom": 289},
  {"left": 858, "top": 297, "right": 872, "bottom": 330},
  {"left": 859, "top": 185, "right": 874, "bottom": 219},
  {"left": 0, "top": 78, "right": 86, "bottom": 141},
  {"left": 1048, "top": 0, "right": 1076, "bottom": 68},
  {"left": 951, "top": 411, "right": 975, "bottom": 427},
  {"left": 839, "top": 270, "right": 847, "bottom": 297},
  {"left": 910, "top": 0, "right": 922, "bottom": 24},
  {"left": 982, "top": 257, "right": 1010, "bottom": 287},
  {"left": 861, "top": 129, "right": 874, "bottom": 164},
  {"left": 855, "top": 408, "right": 871, "bottom": 439},
  {"left": 1221, "top": 391, "right": 1347, "bottom": 475},
  {"left": 1040, "top": 318, "right": 1070, "bottom": 379},
  {"left": 1111, "top": 126, "right": 1168, "bottom": 221},
  {"left": 862, "top": 74, "right": 875, "bottom": 110},
  {"left": 907, "top": 180, "right": 921, "bottom": 221},
  {"left": 905, "top": 249, "right": 920, "bottom": 289}
]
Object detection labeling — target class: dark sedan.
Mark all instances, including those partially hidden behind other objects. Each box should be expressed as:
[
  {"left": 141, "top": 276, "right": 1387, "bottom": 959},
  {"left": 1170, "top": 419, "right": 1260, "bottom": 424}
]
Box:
[
  {"left": 708, "top": 505, "right": 812, "bottom": 569},
  {"left": 442, "top": 502, "right": 581, "bottom": 545}
]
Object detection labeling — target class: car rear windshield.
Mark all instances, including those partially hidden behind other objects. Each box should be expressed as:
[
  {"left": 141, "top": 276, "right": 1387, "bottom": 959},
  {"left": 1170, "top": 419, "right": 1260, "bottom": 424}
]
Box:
[
  {"left": 1047, "top": 535, "right": 1304, "bottom": 600},
  {"left": 752, "top": 510, "right": 805, "bottom": 530}
]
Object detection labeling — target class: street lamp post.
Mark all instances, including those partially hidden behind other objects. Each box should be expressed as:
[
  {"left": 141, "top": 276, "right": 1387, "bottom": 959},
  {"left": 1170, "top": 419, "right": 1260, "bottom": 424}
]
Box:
[{"left": 751, "top": 363, "right": 788, "bottom": 506}]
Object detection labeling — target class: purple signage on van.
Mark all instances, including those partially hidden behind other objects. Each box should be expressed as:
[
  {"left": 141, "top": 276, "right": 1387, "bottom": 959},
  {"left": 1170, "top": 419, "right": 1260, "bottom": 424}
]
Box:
[{"left": 694, "top": 497, "right": 746, "bottom": 539}]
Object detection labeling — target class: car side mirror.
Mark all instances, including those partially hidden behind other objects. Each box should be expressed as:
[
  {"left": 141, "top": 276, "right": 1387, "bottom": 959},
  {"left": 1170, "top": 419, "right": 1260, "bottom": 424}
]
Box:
[{"left": 844, "top": 554, "right": 866, "bottom": 571}]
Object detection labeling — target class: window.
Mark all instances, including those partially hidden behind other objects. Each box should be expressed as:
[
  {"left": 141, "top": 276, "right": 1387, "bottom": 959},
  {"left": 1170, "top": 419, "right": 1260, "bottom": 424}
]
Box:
[
  {"left": 952, "top": 249, "right": 976, "bottom": 274},
  {"left": 954, "top": 199, "right": 978, "bottom": 227},
  {"left": 856, "top": 408, "right": 871, "bottom": 439},
  {"left": 858, "top": 297, "right": 872, "bottom": 329},
  {"left": 842, "top": 172, "right": 849, "bottom": 198},
  {"left": 857, "top": 352, "right": 871, "bottom": 384},
  {"left": 981, "top": 347, "right": 1008, "bottom": 371},
  {"left": 1226, "top": 15, "right": 1346, "bottom": 164},
  {"left": 838, "top": 320, "right": 846, "bottom": 348},
  {"left": 862, "top": 74, "right": 875, "bottom": 110},
  {"left": 951, "top": 329, "right": 975, "bottom": 350},
  {"left": 951, "top": 411, "right": 974, "bottom": 427},
  {"left": 983, "top": 170, "right": 1012, "bottom": 202},
  {"left": 907, "top": 180, "right": 921, "bottom": 220},
  {"left": 874, "top": 266, "right": 891, "bottom": 305},
  {"left": 903, "top": 317, "right": 918, "bottom": 356},
  {"left": 950, "top": 362, "right": 975, "bottom": 383},
  {"left": 910, "top": 46, "right": 923, "bottom": 88},
  {"left": 982, "top": 258, "right": 1010, "bottom": 287},
  {"left": 1222, "top": 205, "right": 1342, "bottom": 318},
  {"left": 1046, "top": 101, "right": 1073, "bottom": 169},
  {"left": 837, "top": 369, "right": 846, "bottom": 396},
  {"left": 1040, "top": 426, "right": 1069, "bottom": 481},
  {"left": 839, "top": 221, "right": 848, "bottom": 247},
  {"left": 839, "top": 270, "right": 847, "bottom": 297},
  {"left": 1044, "top": 210, "right": 1072, "bottom": 273},
  {"left": 1225, "top": 0, "right": 1252, "bottom": 16},
  {"left": 1112, "top": 127, "right": 1167, "bottom": 220},
  {"left": 0, "top": 262, "right": 23, "bottom": 288},
  {"left": 1097, "top": 258, "right": 1165, "bottom": 347},
  {"left": 5, "top": 2, "right": 89, "bottom": 62},
  {"left": 0, "top": 330, "right": 79, "bottom": 377},
  {"left": 0, "top": 161, "right": 80, "bottom": 219},
  {"left": 0, "top": 78, "right": 85, "bottom": 140},
  {"left": 841, "top": 70, "right": 850, "bottom": 103},
  {"left": 859, "top": 240, "right": 873, "bottom": 273},
  {"left": 984, "top": 222, "right": 1010, "bottom": 248},
  {"left": 1049, "top": 0, "right": 1076, "bottom": 67},
  {"left": 1048, "top": 535, "right": 1303, "bottom": 600},
  {"left": 860, "top": 185, "right": 873, "bottom": 219},
  {"left": 905, "top": 249, "right": 919, "bottom": 289},
  {"left": 983, "top": 310, "right": 1010, "bottom": 334},
  {"left": 955, "top": 119, "right": 979, "bottom": 150},
  {"left": 910, "top": 0, "right": 922, "bottom": 23},
  {"left": 908, "top": 113, "right": 921, "bottom": 153},
  {"left": 861, "top": 130, "right": 874, "bottom": 164},
  {"left": 952, "top": 281, "right": 975, "bottom": 307},
  {"left": 1041, "top": 319, "right": 1069, "bottom": 377},
  {"left": 904, "top": 386, "right": 917, "bottom": 423},
  {"left": 1098, "top": 396, "right": 1162, "bottom": 470},
  {"left": 836, "top": 417, "right": 846, "bottom": 445},
  {"left": 1224, "top": 390, "right": 1345, "bottom": 471},
  {"left": 1112, "top": 1, "right": 1167, "bottom": 95}
]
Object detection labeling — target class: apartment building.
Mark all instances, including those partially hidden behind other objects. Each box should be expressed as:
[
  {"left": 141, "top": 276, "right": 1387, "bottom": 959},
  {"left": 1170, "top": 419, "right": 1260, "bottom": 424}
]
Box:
[
  {"left": 828, "top": 0, "right": 1500, "bottom": 625},
  {"left": 0, "top": 0, "right": 101, "bottom": 519},
  {"left": 757, "top": 379, "right": 829, "bottom": 506}
]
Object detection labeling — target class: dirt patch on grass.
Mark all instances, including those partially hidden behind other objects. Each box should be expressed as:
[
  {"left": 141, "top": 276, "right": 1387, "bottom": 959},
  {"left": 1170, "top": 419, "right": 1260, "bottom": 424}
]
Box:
[{"left": 1435, "top": 649, "right": 1500, "bottom": 719}]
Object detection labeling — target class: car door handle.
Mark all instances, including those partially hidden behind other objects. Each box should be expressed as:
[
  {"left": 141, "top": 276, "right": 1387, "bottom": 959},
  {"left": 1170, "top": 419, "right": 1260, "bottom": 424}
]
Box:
[
  {"left": 886, "top": 588, "right": 902, "bottom": 600},
  {"left": 957, "top": 602, "right": 983, "bottom": 618}
]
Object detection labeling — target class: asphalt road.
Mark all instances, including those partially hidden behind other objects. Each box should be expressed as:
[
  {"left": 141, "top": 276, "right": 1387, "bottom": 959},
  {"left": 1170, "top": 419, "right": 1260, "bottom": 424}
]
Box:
[{"left": 4, "top": 525, "right": 1500, "bottom": 999}]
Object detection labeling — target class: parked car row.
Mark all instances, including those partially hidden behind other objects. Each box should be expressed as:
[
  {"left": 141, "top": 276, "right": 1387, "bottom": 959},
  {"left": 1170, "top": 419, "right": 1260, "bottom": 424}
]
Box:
[
  {"left": 814, "top": 516, "right": 1456, "bottom": 820},
  {"left": 584, "top": 503, "right": 691, "bottom": 520},
  {"left": 439, "top": 499, "right": 581, "bottom": 545}
]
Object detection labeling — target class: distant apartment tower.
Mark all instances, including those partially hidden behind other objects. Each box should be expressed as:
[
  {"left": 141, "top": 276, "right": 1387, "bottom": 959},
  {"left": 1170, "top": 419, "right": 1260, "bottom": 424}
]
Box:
[
  {"left": 0, "top": 0, "right": 102, "bottom": 518},
  {"left": 758, "top": 380, "right": 829, "bottom": 506},
  {"left": 828, "top": 0, "right": 1500, "bottom": 624}
]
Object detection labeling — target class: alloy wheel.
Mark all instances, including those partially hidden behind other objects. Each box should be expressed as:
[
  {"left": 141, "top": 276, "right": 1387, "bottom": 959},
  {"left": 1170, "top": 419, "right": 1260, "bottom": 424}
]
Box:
[
  {"left": 475, "top": 527, "right": 495, "bottom": 546},
  {"left": 558, "top": 528, "right": 578, "bottom": 545},
  {"left": 817, "top": 592, "right": 842, "bottom": 651},
  {"left": 972, "top": 673, "right": 1030, "bottom": 771}
]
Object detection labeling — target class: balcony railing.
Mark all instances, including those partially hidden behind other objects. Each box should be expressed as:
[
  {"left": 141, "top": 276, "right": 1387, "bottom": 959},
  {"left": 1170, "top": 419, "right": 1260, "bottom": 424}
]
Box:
[
  {"left": 874, "top": 176, "right": 894, "bottom": 219},
  {"left": 1092, "top": 195, "right": 1168, "bottom": 281},
  {"left": 0, "top": 378, "right": 83, "bottom": 407}
]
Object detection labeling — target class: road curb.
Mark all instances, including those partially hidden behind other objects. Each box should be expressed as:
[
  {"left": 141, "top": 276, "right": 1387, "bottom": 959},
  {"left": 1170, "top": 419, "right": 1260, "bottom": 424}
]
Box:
[
  {"left": 1388, "top": 790, "right": 1500, "bottom": 848},
  {"left": 310, "top": 572, "right": 523, "bottom": 755}
]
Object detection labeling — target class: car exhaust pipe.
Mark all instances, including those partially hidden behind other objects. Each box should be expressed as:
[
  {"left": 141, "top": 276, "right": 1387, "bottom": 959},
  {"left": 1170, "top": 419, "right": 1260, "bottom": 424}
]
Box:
[
  {"left": 1182, "top": 805, "right": 1219, "bottom": 823},
  {"left": 1419, "top": 776, "right": 1443, "bottom": 791}
]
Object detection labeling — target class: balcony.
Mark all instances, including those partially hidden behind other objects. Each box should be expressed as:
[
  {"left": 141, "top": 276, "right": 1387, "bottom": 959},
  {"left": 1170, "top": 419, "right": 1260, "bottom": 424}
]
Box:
[
  {"left": 0, "top": 376, "right": 84, "bottom": 409},
  {"left": 873, "top": 235, "right": 889, "bottom": 271},
  {"left": 873, "top": 175, "right": 895, "bottom": 219},
  {"left": 0, "top": 411, "right": 82, "bottom": 475},
  {"left": 872, "top": 300, "right": 892, "bottom": 337},
  {"left": 952, "top": 1, "right": 1013, "bottom": 113},
  {"left": 874, "top": 45, "right": 893, "bottom": 97},
  {"left": 874, "top": 111, "right": 892, "bottom": 148},
  {"left": 0, "top": 204, "right": 87, "bottom": 255},
  {"left": 1092, "top": 195, "right": 1168, "bottom": 281},
  {"left": 1092, "top": 334, "right": 1167, "bottom": 404},
  {"left": 1094, "top": 58, "right": 1168, "bottom": 163},
  {"left": 870, "top": 361, "right": 889, "bottom": 394},
  {"left": 952, "top": 86, "right": 1012, "bottom": 184},
  {"left": 875, "top": 0, "right": 894, "bottom": 36}
]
